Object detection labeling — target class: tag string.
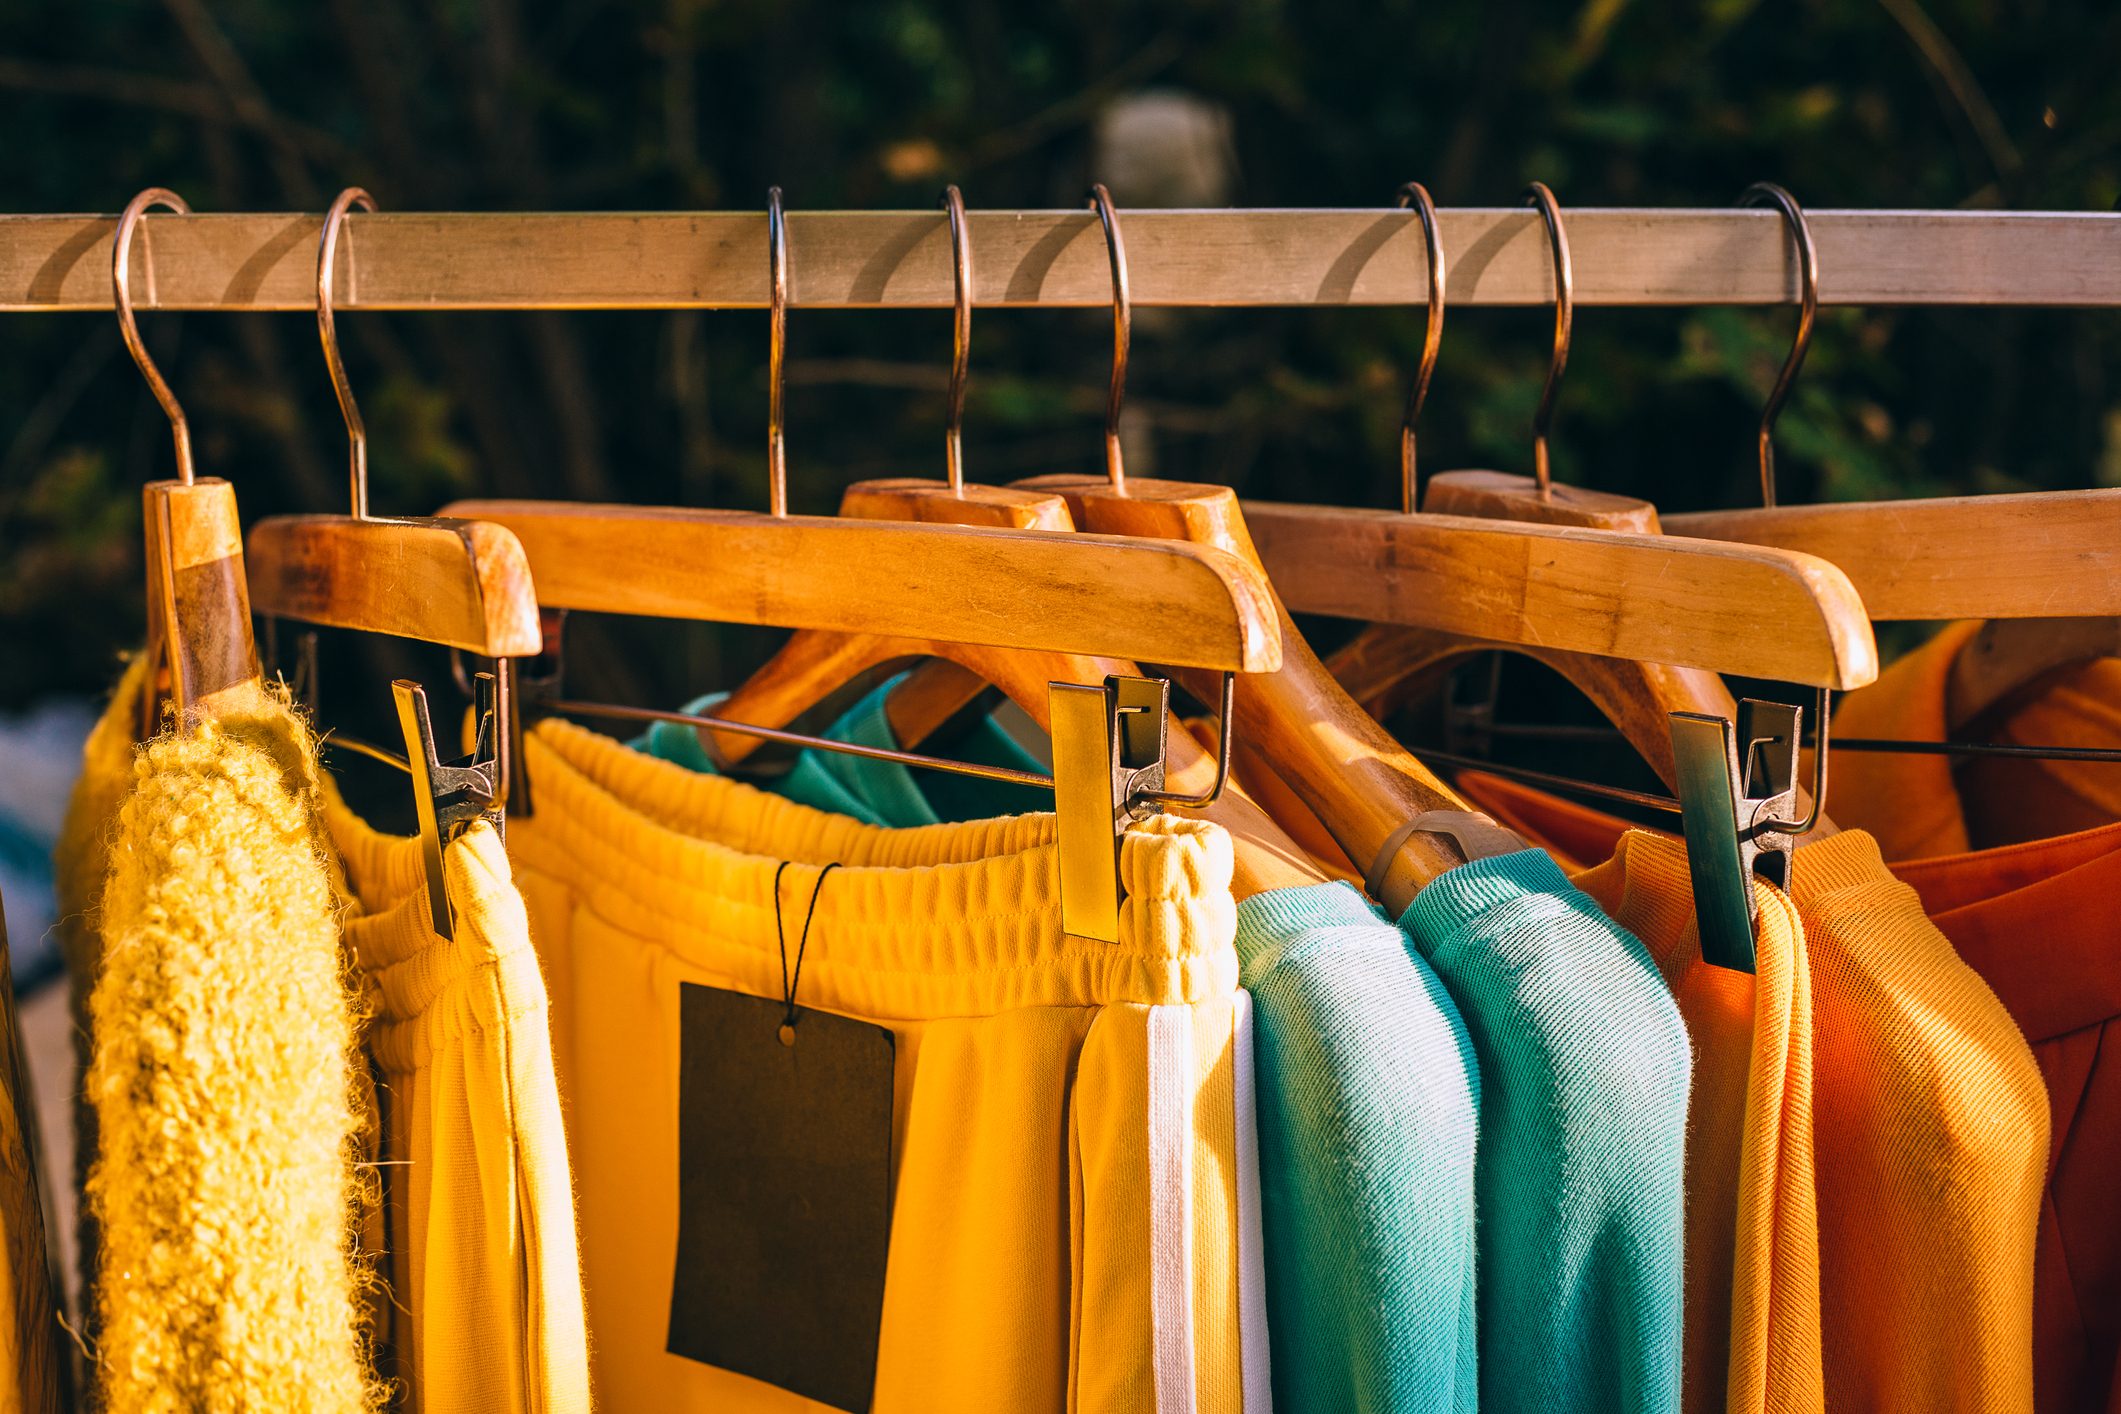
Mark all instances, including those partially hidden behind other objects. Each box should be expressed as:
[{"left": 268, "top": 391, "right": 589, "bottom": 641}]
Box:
[{"left": 773, "top": 859, "right": 842, "bottom": 1032}]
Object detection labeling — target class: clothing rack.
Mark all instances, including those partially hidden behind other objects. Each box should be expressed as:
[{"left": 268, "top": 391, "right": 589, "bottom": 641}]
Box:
[{"left": 2, "top": 208, "right": 2118, "bottom": 312}]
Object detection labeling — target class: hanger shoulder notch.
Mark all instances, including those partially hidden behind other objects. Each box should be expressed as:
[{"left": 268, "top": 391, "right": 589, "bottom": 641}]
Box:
[
  {"left": 1246, "top": 499, "right": 1876, "bottom": 690},
  {"left": 840, "top": 478, "right": 1074, "bottom": 529},
  {"left": 145, "top": 477, "right": 261, "bottom": 721},
  {"left": 442, "top": 498, "right": 1282, "bottom": 674},
  {"left": 1423, "top": 469, "right": 1663, "bottom": 531},
  {"left": 246, "top": 513, "right": 543, "bottom": 658},
  {"left": 1665, "top": 489, "right": 2121, "bottom": 620}
]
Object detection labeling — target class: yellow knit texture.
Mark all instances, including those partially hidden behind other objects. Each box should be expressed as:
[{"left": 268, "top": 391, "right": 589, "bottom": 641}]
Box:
[
  {"left": 84, "top": 681, "right": 383, "bottom": 1413},
  {"left": 53, "top": 655, "right": 150, "bottom": 1353}
]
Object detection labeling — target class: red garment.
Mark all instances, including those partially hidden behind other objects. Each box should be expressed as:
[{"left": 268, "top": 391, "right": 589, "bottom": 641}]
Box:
[
  {"left": 1457, "top": 770, "right": 2121, "bottom": 1414},
  {"left": 1894, "top": 823, "right": 2121, "bottom": 1414}
]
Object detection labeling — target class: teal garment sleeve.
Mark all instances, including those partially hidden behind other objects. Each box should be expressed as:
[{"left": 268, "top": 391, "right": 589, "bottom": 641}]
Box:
[
  {"left": 1236, "top": 881, "right": 1481, "bottom": 1414},
  {"left": 1398, "top": 849, "right": 1690, "bottom": 1414},
  {"left": 786, "top": 673, "right": 1050, "bottom": 824},
  {"left": 631, "top": 676, "right": 1048, "bottom": 827}
]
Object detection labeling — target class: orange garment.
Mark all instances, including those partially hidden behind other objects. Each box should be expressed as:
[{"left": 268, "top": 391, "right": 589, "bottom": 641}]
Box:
[
  {"left": 1571, "top": 830, "right": 1823, "bottom": 1414},
  {"left": 1960, "top": 658, "right": 2121, "bottom": 848},
  {"left": 1459, "top": 773, "right": 2051, "bottom": 1413},
  {"left": 1892, "top": 820, "right": 2121, "bottom": 1414},
  {"left": 1827, "top": 621, "right": 2121, "bottom": 858}
]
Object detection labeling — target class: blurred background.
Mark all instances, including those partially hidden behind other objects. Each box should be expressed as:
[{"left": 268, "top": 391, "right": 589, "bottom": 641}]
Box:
[{"left": 2, "top": 0, "right": 2120, "bottom": 948}]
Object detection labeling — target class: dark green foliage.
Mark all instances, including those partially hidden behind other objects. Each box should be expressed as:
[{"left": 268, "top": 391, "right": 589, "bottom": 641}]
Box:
[{"left": 2, "top": 0, "right": 2117, "bottom": 720}]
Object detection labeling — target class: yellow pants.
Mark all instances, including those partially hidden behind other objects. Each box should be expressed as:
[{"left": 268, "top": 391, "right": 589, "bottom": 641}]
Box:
[
  {"left": 508, "top": 719, "right": 1267, "bottom": 1413},
  {"left": 327, "top": 799, "right": 592, "bottom": 1414}
]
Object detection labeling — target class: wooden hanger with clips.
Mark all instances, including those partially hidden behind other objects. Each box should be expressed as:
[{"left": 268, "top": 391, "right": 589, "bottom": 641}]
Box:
[
  {"left": 1252, "top": 182, "right": 1876, "bottom": 793},
  {"left": 445, "top": 188, "right": 1291, "bottom": 941},
  {"left": 116, "top": 187, "right": 263, "bottom": 735},
  {"left": 698, "top": 188, "right": 1330, "bottom": 896},
  {"left": 235, "top": 188, "right": 542, "bottom": 937},
  {"left": 1012, "top": 186, "right": 1527, "bottom": 916},
  {"left": 1318, "top": 183, "right": 1856, "bottom": 969}
]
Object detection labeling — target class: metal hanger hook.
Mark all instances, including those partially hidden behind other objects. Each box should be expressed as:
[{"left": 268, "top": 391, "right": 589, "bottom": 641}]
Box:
[
  {"left": 318, "top": 187, "right": 377, "bottom": 518},
  {"left": 1738, "top": 182, "right": 1818, "bottom": 510},
  {"left": 1086, "top": 183, "right": 1131, "bottom": 493},
  {"left": 114, "top": 187, "right": 196, "bottom": 486},
  {"left": 1523, "top": 181, "right": 1573, "bottom": 499},
  {"left": 767, "top": 186, "right": 789, "bottom": 516},
  {"left": 941, "top": 185, "right": 972, "bottom": 496},
  {"left": 1396, "top": 181, "right": 1446, "bottom": 513}
]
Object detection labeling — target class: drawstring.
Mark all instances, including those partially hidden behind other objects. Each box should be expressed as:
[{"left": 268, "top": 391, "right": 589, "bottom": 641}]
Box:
[{"left": 773, "top": 859, "right": 842, "bottom": 1045}]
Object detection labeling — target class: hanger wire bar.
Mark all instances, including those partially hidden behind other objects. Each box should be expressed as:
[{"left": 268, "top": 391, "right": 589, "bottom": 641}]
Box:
[
  {"left": 1471, "top": 719, "right": 2121, "bottom": 763},
  {"left": 545, "top": 698, "right": 1055, "bottom": 790},
  {"left": 1411, "top": 744, "right": 1687, "bottom": 816},
  {"left": 27, "top": 207, "right": 2121, "bottom": 313}
]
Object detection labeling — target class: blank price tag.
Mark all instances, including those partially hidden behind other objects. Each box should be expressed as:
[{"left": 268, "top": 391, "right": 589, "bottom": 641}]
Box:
[{"left": 666, "top": 982, "right": 895, "bottom": 1412}]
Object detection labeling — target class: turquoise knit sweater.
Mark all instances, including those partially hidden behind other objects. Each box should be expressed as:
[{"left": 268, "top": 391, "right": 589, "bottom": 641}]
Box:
[
  {"left": 1237, "top": 882, "right": 1483, "bottom": 1413},
  {"left": 1400, "top": 849, "right": 1691, "bottom": 1414}
]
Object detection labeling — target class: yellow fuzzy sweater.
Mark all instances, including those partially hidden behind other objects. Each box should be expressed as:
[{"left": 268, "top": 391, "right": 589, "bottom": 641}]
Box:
[{"left": 61, "top": 665, "right": 382, "bottom": 1413}]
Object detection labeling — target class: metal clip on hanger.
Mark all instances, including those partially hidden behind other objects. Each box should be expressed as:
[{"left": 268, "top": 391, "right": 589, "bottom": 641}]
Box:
[
  {"left": 115, "top": 187, "right": 264, "bottom": 734},
  {"left": 453, "top": 187, "right": 1281, "bottom": 942},
  {"left": 394, "top": 671, "right": 509, "bottom": 938},
  {"left": 1672, "top": 700, "right": 1809, "bottom": 972}
]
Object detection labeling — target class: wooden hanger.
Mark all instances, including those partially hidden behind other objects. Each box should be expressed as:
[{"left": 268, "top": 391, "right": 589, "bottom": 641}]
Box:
[
  {"left": 1646, "top": 187, "right": 2121, "bottom": 731},
  {"left": 1019, "top": 471, "right": 1474, "bottom": 910},
  {"left": 712, "top": 478, "right": 1328, "bottom": 896},
  {"left": 1289, "top": 183, "right": 1875, "bottom": 792},
  {"left": 246, "top": 190, "right": 542, "bottom": 662},
  {"left": 455, "top": 206, "right": 1274, "bottom": 670},
  {"left": 1663, "top": 492, "right": 2121, "bottom": 622},
  {"left": 993, "top": 187, "right": 1503, "bottom": 915},
  {"left": 448, "top": 188, "right": 1274, "bottom": 680},
  {"left": 1665, "top": 489, "right": 2121, "bottom": 735},
  {"left": 1245, "top": 184, "right": 1870, "bottom": 705},
  {"left": 446, "top": 191, "right": 1311, "bottom": 928},
  {"left": 116, "top": 189, "right": 264, "bottom": 734},
  {"left": 547, "top": 189, "right": 1325, "bottom": 895}
]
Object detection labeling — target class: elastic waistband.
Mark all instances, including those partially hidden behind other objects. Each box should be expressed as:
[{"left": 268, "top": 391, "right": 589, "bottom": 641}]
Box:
[
  {"left": 324, "top": 793, "right": 550, "bottom": 1073},
  {"left": 504, "top": 719, "right": 1239, "bottom": 1017}
]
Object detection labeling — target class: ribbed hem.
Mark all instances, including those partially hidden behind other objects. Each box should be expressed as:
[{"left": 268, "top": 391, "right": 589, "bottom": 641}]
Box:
[
  {"left": 1397, "top": 848, "right": 1570, "bottom": 937},
  {"left": 504, "top": 720, "right": 1240, "bottom": 1016}
]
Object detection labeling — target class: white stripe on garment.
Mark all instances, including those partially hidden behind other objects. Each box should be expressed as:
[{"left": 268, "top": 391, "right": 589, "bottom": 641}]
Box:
[
  {"left": 1146, "top": 1004, "right": 1199, "bottom": 1414},
  {"left": 1232, "top": 991, "right": 1272, "bottom": 1412}
]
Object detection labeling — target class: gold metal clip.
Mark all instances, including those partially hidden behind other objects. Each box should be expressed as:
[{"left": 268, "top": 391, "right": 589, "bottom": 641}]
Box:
[{"left": 1050, "top": 675, "right": 1173, "bottom": 944}]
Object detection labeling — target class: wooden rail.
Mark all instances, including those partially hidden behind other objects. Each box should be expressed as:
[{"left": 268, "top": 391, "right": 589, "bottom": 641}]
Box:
[{"left": 2, "top": 208, "right": 2116, "bottom": 312}]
